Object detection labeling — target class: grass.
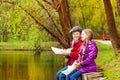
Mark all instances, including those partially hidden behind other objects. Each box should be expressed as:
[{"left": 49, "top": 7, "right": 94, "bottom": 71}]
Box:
[
  {"left": 96, "top": 42, "right": 120, "bottom": 80},
  {"left": 0, "top": 41, "right": 32, "bottom": 49},
  {"left": 0, "top": 41, "right": 60, "bottom": 49}
]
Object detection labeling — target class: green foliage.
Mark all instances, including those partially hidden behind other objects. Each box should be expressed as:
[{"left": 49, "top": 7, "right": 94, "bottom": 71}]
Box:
[
  {"left": 0, "top": 0, "right": 120, "bottom": 48},
  {"left": 0, "top": 0, "right": 52, "bottom": 45},
  {"left": 7, "top": 6, "right": 26, "bottom": 40},
  {"left": 69, "top": 0, "right": 118, "bottom": 36},
  {"left": 27, "top": 24, "right": 52, "bottom": 47}
]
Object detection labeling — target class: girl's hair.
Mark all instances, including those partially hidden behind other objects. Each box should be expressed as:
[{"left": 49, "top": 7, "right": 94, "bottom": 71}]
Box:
[
  {"left": 78, "top": 29, "right": 94, "bottom": 61},
  {"left": 82, "top": 29, "right": 94, "bottom": 41},
  {"left": 82, "top": 29, "right": 94, "bottom": 55}
]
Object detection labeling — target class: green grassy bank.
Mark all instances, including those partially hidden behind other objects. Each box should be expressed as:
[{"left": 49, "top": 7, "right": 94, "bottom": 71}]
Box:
[
  {"left": 0, "top": 41, "right": 60, "bottom": 49},
  {"left": 96, "top": 42, "right": 120, "bottom": 80}
]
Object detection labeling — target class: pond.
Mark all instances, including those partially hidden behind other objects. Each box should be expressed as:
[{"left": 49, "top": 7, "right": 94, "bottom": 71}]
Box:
[{"left": 0, "top": 51, "right": 64, "bottom": 80}]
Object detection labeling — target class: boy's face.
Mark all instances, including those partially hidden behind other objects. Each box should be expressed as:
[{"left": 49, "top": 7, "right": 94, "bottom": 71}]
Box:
[{"left": 72, "top": 31, "right": 81, "bottom": 40}]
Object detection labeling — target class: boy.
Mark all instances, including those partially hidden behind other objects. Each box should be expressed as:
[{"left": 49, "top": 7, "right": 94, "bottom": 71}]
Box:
[{"left": 56, "top": 26, "right": 83, "bottom": 80}]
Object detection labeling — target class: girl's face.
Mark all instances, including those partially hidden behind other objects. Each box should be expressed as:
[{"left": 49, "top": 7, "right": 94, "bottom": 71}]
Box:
[
  {"left": 72, "top": 31, "right": 81, "bottom": 40},
  {"left": 81, "top": 31, "right": 88, "bottom": 41}
]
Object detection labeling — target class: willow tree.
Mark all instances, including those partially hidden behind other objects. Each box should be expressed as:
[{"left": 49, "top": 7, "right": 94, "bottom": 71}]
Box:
[
  {"left": 41, "top": 0, "right": 72, "bottom": 48},
  {"left": 31, "top": 0, "right": 72, "bottom": 48},
  {"left": 0, "top": 0, "right": 71, "bottom": 48},
  {"left": 103, "top": 0, "right": 120, "bottom": 55}
]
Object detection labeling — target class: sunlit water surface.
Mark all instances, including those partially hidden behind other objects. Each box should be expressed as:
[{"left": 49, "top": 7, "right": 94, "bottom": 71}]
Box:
[{"left": 0, "top": 51, "right": 63, "bottom": 80}]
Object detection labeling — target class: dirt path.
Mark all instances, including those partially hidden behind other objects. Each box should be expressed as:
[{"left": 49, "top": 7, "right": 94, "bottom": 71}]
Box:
[{"left": 95, "top": 40, "right": 111, "bottom": 45}]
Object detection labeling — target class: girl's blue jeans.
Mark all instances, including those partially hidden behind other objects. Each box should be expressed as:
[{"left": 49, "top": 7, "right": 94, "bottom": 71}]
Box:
[{"left": 66, "top": 70, "right": 82, "bottom": 80}]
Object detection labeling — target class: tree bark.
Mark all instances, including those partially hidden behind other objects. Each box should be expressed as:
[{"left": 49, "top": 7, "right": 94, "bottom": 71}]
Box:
[
  {"left": 103, "top": 0, "right": 120, "bottom": 55},
  {"left": 53, "top": 0, "right": 72, "bottom": 47},
  {"left": 2, "top": 26, "right": 8, "bottom": 42},
  {"left": 117, "top": 0, "right": 120, "bottom": 16},
  {"left": 2, "top": 17, "right": 8, "bottom": 42}
]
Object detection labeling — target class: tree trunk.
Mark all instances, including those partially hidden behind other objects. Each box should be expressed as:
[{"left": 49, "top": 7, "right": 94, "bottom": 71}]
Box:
[
  {"left": 117, "top": 0, "right": 120, "bottom": 16},
  {"left": 103, "top": 0, "right": 120, "bottom": 55},
  {"left": 2, "top": 26, "right": 8, "bottom": 42},
  {"left": 2, "top": 17, "right": 8, "bottom": 42},
  {"left": 53, "top": 0, "right": 72, "bottom": 47}
]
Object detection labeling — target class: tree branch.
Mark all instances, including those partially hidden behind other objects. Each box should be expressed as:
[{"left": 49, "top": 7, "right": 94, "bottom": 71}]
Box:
[
  {"left": 0, "top": 0, "right": 57, "bottom": 40},
  {"left": 0, "top": 0, "right": 67, "bottom": 47},
  {"left": 19, "top": 6, "right": 60, "bottom": 41},
  {"left": 0, "top": 0, "right": 16, "bottom": 5},
  {"left": 36, "top": 0, "right": 63, "bottom": 36},
  {"left": 43, "top": 0, "right": 52, "bottom": 6}
]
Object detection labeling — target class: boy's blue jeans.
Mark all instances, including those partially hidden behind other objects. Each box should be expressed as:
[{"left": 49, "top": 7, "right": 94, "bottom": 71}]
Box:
[
  {"left": 56, "top": 66, "right": 82, "bottom": 80},
  {"left": 56, "top": 66, "right": 67, "bottom": 80}
]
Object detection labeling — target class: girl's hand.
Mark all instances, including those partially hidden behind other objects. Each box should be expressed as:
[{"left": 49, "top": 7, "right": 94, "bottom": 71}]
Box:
[{"left": 75, "top": 63, "right": 80, "bottom": 69}]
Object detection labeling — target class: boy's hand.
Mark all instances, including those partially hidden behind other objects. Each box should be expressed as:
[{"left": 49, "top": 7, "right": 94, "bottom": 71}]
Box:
[
  {"left": 60, "top": 50, "right": 69, "bottom": 56},
  {"left": 66, "top": 48, "right": 72, "bottom": 53}
]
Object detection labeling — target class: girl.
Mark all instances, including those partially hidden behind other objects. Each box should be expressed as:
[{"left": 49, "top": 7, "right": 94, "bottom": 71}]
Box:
[
  {"left": 56, "top": 26, "right": 83, "bottom": 80},
  {"left": 66, "top": 29, "right": 98, "bottom": 80}
]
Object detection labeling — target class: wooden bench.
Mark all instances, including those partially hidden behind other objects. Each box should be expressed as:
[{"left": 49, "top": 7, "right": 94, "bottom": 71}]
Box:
[
  {"left": 78, "top": 72, "right": 108, "bottom": 80},
  {"left": 93, "top": 77, "right": 108, "bottom": 80},
  {"left": 82, "top": 72, "right": 103, "bottom": 80}
]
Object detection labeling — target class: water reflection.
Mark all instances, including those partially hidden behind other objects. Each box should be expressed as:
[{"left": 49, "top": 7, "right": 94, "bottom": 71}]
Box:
[{"left": 0, "top": 51, "right": 63, "bottom": 80}]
